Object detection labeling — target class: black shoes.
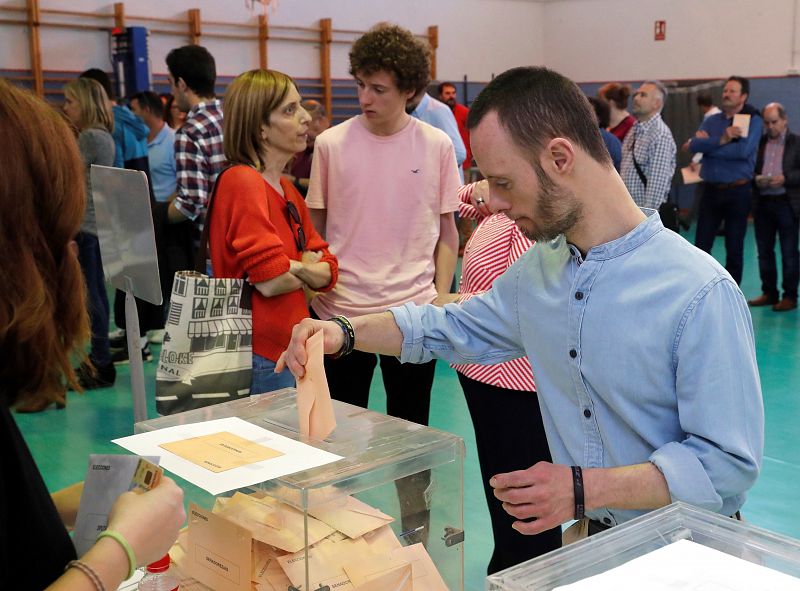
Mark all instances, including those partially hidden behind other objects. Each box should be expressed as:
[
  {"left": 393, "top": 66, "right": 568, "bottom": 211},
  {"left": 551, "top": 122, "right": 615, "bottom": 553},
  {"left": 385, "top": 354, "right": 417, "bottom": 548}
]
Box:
[
  {"left": 72, "top": 361, "right": 117, "bottom": 390},
  {"left": 111, "top": 342, "right": 153, "bottom": 365}
]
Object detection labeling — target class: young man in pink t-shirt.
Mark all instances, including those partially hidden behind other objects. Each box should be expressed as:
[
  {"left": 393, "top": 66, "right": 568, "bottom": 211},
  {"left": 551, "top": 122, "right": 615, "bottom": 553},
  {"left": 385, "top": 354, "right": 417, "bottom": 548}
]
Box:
[{"left": 307, "top": 24, "right": 460, "bottom": 427}]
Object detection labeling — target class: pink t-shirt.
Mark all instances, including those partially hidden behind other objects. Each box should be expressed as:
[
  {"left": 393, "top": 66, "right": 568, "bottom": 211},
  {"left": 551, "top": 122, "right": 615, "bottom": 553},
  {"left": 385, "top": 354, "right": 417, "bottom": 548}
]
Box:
[{"left": 307, "top": 116, "right": 461, "bottom": 318}]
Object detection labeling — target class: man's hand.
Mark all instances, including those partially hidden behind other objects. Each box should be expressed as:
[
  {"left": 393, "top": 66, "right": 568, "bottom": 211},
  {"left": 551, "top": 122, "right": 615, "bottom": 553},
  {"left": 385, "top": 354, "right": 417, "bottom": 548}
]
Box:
[
  {"left": 276, "top": 318, "right": 344, "bottom": 378},
  {"left": 720, "top": 126, "right": 743, "bottom": 145},
  {"left": 755, "top": 175, "right": 771, "bottom": 189},
  {"left": 694, "top": 130, "right": 709, "bottom": 139},
  {"left": 769, "top": 174, "right": 785, "bottom": 188},
  {"left": 470, "top": 179, "right": 491, "bottom": 216},
  {"left": 490, "top": 462, "right": 574, "bottom": 535}
]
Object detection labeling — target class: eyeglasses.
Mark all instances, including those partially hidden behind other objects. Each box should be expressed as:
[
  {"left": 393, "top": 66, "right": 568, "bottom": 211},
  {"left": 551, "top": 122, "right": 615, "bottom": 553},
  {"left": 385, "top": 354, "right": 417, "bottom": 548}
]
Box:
[{"left": 286, "top": 201, "right": 307, "bottom": 251}]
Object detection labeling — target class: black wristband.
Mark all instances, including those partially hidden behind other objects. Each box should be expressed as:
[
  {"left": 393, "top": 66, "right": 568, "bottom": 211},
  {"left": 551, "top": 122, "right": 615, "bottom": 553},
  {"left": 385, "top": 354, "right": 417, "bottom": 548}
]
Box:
[
  {"left": 328, "top": 315, "right": 355, "bottom": 359},
  {"left": 571, "top": 465, "right": 585, "bottom": 521}
]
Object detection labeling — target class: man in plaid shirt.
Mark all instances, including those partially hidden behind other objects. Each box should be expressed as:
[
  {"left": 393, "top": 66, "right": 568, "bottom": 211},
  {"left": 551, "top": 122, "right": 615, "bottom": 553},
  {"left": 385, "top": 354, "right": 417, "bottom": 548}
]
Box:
[
  {"left": 620, "top": 81, "right": 677, "bottom": 214},
  {"left": 165, "top": 45, "right": 225, "bottom": 234}
]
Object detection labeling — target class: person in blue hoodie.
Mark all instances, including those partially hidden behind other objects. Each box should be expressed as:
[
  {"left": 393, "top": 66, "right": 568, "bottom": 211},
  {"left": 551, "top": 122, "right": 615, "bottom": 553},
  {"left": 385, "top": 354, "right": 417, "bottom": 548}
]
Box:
[{"left": 79, "top": 69, "right": 164, "bottom": 363}]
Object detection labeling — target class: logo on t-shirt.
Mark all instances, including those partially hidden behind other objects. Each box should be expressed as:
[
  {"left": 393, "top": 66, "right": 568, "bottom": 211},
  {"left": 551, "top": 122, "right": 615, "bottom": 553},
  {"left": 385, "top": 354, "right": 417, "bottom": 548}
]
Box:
[{"left": 411, "top": 169, "right": 421, "bottom": 174}]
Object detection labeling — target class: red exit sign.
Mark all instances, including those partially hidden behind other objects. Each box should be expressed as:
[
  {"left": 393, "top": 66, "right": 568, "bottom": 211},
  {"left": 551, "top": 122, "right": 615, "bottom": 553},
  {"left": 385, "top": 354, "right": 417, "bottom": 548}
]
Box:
[{"left": 654, "top": 20, "right": 666, "bottom": 41}]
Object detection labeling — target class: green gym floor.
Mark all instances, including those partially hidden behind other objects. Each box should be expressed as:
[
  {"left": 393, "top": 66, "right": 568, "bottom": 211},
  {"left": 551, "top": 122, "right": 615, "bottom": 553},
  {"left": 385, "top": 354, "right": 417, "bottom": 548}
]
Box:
[{"left": 15, "top": 223, "right": 800, "bottom": 590}]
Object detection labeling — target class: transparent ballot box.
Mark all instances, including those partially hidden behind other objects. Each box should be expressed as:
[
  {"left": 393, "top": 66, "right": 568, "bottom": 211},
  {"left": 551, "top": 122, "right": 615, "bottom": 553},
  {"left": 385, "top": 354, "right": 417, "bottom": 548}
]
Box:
[
  {"left": 135, "top": 388, "right": 465, "bottom": 590},
  {"left": 486, "top": 501, "right": 800, "bottom": 590}
]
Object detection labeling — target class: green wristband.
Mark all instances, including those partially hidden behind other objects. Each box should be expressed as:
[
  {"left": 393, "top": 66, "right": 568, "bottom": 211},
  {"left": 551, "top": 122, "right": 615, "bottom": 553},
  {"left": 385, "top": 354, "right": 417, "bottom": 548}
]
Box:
[{"left": 96, "top": 529, "right": 137, "bottom": 579}]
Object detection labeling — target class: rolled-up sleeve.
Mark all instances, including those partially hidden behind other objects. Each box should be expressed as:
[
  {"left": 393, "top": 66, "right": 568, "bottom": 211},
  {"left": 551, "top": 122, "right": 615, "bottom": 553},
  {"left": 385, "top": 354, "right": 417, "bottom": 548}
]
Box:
[
  {"left": 650, "top": 277, "right": 764, "bottom": 511},
  {"left": 390, "top": 262, "right": 528, "bottom": 366}
]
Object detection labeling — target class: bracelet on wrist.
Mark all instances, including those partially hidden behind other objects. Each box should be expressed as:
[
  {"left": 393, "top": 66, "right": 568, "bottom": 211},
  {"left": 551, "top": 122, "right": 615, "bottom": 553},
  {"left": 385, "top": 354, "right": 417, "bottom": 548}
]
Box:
[
  {"left": 571, "top": 465, "right": 585, "bottom": 521},
  {"left": 65, "top": 560, "right": 106, "bottom": 591},
  {"left": 328, "top": 315, "right": 355, "bottom": 360},
  {"left": 96, "top": 529, "right": 136, "bottom": 580}
]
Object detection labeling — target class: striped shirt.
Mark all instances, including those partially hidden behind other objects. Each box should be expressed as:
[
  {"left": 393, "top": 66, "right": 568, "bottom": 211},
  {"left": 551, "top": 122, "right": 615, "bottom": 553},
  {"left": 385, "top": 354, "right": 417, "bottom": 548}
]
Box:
[
  {"left": 761, "top": 132, "right": 787, "bottom": 196},
  {"left": 451, "top": 182, "right": 537, "bottom": 391},
  {"left": 174, "top": 99, "right": 226, "bottom": 229}
]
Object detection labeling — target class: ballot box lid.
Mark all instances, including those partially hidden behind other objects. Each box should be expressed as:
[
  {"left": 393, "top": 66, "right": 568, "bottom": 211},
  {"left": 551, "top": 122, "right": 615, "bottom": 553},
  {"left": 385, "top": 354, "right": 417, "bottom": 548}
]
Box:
[{"left": 135, "top": 388, "right": 465, "bottom": 507}]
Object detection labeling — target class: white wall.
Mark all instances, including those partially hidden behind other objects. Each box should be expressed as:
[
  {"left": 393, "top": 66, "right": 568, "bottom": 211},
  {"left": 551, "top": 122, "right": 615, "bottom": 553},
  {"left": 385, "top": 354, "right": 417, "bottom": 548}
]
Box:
[
  {"left": 542, "top": 0, "right": 800, "bottom": 82},
  {"left": 0, "top": 0, "right": 544, "bottom": 81}
]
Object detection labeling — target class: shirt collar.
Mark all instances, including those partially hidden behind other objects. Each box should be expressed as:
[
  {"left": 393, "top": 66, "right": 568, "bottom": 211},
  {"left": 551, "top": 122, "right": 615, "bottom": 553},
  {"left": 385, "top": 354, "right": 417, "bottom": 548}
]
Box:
[
  {"left": 767, "top": 131, "right": 787, "bottom": 145},
  {"left": 412, "top": 93, "right": 430, "bottom": 116},
  {"left": 188, "top": 98, "right": 222, "bottom": 118},
  {"left": 552, "top": 209, "right": 664, "bottom": 262},
  {"left": 635, "top": 113, "right": 662, "bottom": 133},
  {"left": 148, "top": 123, "right": 171, "bottom": 147}
]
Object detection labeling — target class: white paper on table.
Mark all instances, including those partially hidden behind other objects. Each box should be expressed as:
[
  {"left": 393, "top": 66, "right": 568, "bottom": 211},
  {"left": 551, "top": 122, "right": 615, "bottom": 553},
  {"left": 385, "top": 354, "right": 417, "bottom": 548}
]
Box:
[
  {"left": 113, "top": 417, "right": 343, "bottom": 495},
  {"left": 554, "top": 539, "right": 800, "bottom": 591}
]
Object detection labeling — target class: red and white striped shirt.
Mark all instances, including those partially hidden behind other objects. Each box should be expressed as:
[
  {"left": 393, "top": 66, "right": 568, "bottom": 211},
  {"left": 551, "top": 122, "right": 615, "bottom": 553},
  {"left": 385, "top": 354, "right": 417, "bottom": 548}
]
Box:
[{"left": 451, "top": 183, "right": 537, "bottom": 391}]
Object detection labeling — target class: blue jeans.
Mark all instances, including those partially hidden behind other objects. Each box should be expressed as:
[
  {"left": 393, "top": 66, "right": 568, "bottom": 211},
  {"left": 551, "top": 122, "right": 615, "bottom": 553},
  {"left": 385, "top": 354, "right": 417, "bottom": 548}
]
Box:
[
  {"left": 753, "top": 196, "right": 800, "bottom": 300},
  {"left": 251, "top": 353, "right": 296, "bottom": 395},
  {"left": 695, "top": 182, "right": 752, "bottom": 285},
  {"left": 76, "top": 232, "right": 112, "bottom": 366}
]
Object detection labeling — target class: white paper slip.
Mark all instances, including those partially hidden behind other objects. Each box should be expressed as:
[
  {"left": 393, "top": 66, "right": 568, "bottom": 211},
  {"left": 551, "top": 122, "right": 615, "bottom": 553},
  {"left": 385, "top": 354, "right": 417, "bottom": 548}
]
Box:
[
  {"left": 113, "top": 417, "right": 343, "bottom": 495},
  {"left": 681, "top": 164, "right": 702, "bottom": 185},
  {"left": 554, "top": 539, "right": 800, "bottom": 590},
  {"left": 733, "top": 113, "right": 751, "bottom": 138}
]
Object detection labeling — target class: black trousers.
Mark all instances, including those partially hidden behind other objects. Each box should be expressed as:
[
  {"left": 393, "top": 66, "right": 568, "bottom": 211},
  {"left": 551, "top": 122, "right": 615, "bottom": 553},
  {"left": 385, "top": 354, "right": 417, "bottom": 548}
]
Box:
[
  {"left": 458, "top": 373, "right": 562, "bottom": 574},
  {"left": 323, "top": 349, "right": 436, "bottom": 426},
  {"left": 695, "top": 183, "right": 752, "bottom": 285}
]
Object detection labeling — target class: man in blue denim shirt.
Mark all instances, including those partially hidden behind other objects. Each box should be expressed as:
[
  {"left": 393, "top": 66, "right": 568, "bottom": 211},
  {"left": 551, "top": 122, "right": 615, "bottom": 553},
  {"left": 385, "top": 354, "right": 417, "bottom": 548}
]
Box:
[
  {"left": 689, "top": 76, "right": 763, "bottom": 285},
  {"left": 279, "top": 67, "right": 764, "bottom": 539}
]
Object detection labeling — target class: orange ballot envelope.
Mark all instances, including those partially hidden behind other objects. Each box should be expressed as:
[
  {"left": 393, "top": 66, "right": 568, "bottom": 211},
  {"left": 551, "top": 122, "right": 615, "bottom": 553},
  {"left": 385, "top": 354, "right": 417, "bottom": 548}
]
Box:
[
  {"left": 186, "top": 503, "right": 252, "bottom": 591},
  {"left": 296, "top": 330, "right": 337, "bottom": 440},
  {"left": 159, "top": 431, "right": 283, "bottom": 473},
  {"left": 309, "top": 495, "right": 394, "bottom": 539},
  {"left": 217, "top": 492, "right": 334, "bottom": 553},
  {"left": 344, "top": 543, "right": 449, "bottom": 591},
  {"left": 353, "top": 564, "right": 413, "bottom": 591}
]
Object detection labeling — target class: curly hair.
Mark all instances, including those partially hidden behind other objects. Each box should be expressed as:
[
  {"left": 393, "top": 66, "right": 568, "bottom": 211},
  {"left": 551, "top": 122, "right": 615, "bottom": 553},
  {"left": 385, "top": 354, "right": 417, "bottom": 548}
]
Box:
[
  {"left": 0, "top": 80, "right": 90, "bottom": 408},
  {"left": 349, "top": 23, "right": 431, "bottom": 94}
]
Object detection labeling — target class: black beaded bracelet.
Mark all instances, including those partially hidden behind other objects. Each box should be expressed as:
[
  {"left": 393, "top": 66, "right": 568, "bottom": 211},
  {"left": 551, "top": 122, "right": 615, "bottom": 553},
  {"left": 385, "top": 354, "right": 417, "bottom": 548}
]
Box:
[
  {"left": 571, "top": 465, "right": 585, "bottom": 521},
  {"left": 328, "top": 315, "right": 355, "bottom": 359}
]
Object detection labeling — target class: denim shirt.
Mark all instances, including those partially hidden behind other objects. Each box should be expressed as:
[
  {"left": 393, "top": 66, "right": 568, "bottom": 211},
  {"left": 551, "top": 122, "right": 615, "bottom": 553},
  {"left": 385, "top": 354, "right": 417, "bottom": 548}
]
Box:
[{"left": 391, "top": 211, "right": 764, "bottom": 525}]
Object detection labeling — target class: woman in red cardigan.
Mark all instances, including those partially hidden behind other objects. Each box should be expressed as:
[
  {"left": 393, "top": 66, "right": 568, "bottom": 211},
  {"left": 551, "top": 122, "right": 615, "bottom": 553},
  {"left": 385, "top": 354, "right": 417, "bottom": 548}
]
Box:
[{"left": 209, "top": 69, "right": 338, "bottom": 394}]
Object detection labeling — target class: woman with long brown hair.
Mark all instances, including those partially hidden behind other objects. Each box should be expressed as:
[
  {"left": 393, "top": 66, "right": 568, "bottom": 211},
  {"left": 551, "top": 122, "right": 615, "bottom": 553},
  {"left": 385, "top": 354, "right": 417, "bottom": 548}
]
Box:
[
  {"left": 208, "top": 69, "right": 338, "bottom": 394},
  {"left": 0, "top": 79, "right": 185, "bottom": 591}
]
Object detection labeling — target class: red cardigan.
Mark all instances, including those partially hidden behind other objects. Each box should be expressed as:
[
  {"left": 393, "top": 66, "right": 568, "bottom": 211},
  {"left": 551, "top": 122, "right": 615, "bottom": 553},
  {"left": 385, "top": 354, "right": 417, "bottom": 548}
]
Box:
[{"left": 208, "top": 165, "right": 337, "bottom": 361}]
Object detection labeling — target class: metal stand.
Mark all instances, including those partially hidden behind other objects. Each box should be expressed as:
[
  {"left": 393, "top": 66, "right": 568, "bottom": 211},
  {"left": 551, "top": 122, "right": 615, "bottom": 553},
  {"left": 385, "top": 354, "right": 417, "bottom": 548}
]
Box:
[{"left": 124, "top": 277, "right": 147, "bottom": 424}]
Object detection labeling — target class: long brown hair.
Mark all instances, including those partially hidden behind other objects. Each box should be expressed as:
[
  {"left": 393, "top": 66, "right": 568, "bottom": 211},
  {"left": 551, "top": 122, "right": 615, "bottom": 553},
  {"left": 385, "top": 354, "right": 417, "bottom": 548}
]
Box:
[{"left": 0, "top": 80, "right": 90, "bottom": 408}]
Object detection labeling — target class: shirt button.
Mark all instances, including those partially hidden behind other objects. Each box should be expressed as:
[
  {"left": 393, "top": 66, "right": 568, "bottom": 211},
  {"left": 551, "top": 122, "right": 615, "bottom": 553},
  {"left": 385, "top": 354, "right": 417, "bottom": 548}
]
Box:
[
  {"left": 575, "top": 291, "right": 584, "bottom": 300},
  {"left": 570, "top": 349, "right": 578, "bottom": 358},
  {"left": 583, "top": 408, "right": 592, "bottom": 418}
]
